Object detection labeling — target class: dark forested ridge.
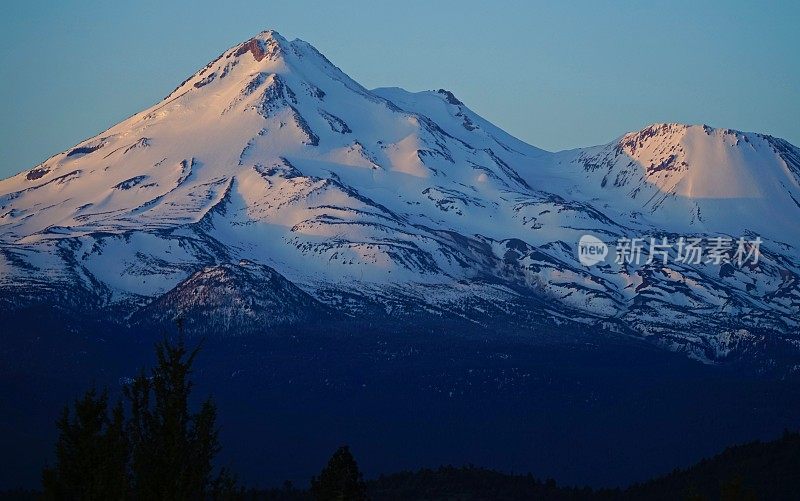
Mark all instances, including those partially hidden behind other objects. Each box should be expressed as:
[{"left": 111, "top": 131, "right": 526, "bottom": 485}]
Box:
[
  {"left": 3, "top": 430, "right": 797, "bottom": 500},
  {"left": 2, "top": 323, "right": 799, "bottom": 500},
  {"left": 622, "top": 429, "right": 800, "bottom": 500},
  {"left": 231, "top": 430, "right": 800, "bottom": 500},
  {"left": 360, "top": 431, "right": 800, "bottom": 500}
]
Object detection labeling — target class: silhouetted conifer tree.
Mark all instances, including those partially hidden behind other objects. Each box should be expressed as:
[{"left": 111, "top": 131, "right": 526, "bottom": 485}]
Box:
[
  {"left": 42, "top": 388, "right": 128, "bottom": 500},
  {"left": 125, "top": 336, "right": 224, "bottom": 499},
  {"left": 310, "top": 446, "right": 368, "bottom": 501},
  {"left": 43, "top": 325, "right": 240, "bottom": 499}
]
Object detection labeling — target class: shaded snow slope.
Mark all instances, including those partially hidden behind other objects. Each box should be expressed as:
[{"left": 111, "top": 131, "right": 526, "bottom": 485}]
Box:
[{"left": 1, "top": 30, "right": 799, "bottom": 366}]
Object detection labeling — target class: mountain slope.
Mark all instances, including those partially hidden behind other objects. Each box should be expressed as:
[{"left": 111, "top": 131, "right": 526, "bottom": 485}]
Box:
[
  {"left": 1, "top": 30, "right": 799, "bottom": 367},
  {"left": 541, "top": 123, "right": 800, "bottom": 240},
  {"left": 131, "top": 260, "right": 332, "bottom": 335}
]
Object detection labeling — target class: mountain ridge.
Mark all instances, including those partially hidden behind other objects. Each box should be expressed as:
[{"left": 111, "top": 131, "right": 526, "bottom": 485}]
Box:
[{"left": 1, "top": 29, "right": 799, "bottom": 369}]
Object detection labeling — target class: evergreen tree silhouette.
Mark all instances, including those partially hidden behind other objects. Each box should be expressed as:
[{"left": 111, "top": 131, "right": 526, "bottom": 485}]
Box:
[
  {"left": 124, "top": 335, "right": 223, "bottom": 499},
  {"left": 42, "top": 321, "right": 240, "bottom": 499},
  {"left": 311, "top": 445, "right": 368, "bottom": 501},
  {"left": 41, "top": 388, "right": 128, "bottom": 500}
]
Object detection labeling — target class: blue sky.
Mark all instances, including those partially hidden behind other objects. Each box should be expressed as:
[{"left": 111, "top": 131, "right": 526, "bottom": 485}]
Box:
[{"left": 1, "top": 0, "right": 798, "bottom": 179}]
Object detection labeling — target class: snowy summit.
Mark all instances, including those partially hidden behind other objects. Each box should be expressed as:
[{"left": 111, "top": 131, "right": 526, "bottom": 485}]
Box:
[{"left": 1, "top": 30, "right": 800, "bottom": 364}]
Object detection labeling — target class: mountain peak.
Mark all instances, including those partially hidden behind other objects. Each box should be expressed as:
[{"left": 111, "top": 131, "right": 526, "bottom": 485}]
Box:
[
  {"left": 2, "top": 31, "right": 799, "bottom": 365},
  {"left": 233, "top": 29, "right": 290, "bottom": 63},
  {"left": 621, "top": 123, "right": 760, "bottom": 147},
  {"left": 435, "top": 89, "right": 464, "bottom": 106},
  {"left": 254, "top": 29, "right": 286, "bottom": 42},
  {"left": 611, "top": 123, "right": 769, "bottom": 167},
  {"left": 562, "top": 120, "right": 800, "bottom": 238}
]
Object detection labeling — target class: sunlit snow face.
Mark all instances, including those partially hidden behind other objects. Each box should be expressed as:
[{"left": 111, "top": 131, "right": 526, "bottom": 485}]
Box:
[{"left": 0, "top": 29, "right": 798, "bottom": 363}]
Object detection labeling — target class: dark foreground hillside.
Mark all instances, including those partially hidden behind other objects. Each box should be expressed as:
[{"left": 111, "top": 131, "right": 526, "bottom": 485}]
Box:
[
  {"left": 3, "top": 429, "right": 796, "bottom": 500},
  {"left": 364, "top": 431, "right": 799, "bottom": 500},
  {"left": 1, "top": 322, "right": 799, "bottom": 500},
  {"left": 623, "top": 429, "right": 800, "bottom": 500},
  {"left": 242, "top": 430, "right": 799, "bottom": 500},
  {"left": 3, "top": 311, "right": 800, "bottom": 492}
]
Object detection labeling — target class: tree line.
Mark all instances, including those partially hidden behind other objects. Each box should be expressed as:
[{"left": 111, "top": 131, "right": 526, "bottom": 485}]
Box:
[
  {"left": 41, "top": 334, "right": 367, "bottom": 501},
  {"left": 30, "top": 331, "right": 800, "bottom": 500}
]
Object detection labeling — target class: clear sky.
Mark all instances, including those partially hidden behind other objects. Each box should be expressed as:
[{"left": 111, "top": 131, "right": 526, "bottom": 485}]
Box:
[{"left": 1, "top": 0, "right": 798, "bottom": 179}]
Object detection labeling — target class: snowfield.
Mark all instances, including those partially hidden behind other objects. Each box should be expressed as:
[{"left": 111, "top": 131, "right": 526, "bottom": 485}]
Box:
[{"left": 1, "top": 30, "right": 799, "bottom": 366}]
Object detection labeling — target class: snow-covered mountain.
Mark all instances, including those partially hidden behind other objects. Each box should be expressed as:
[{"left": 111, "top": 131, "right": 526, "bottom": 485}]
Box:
[{"left": 1, "top": 30, "right": 799, "bottom": 366}]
